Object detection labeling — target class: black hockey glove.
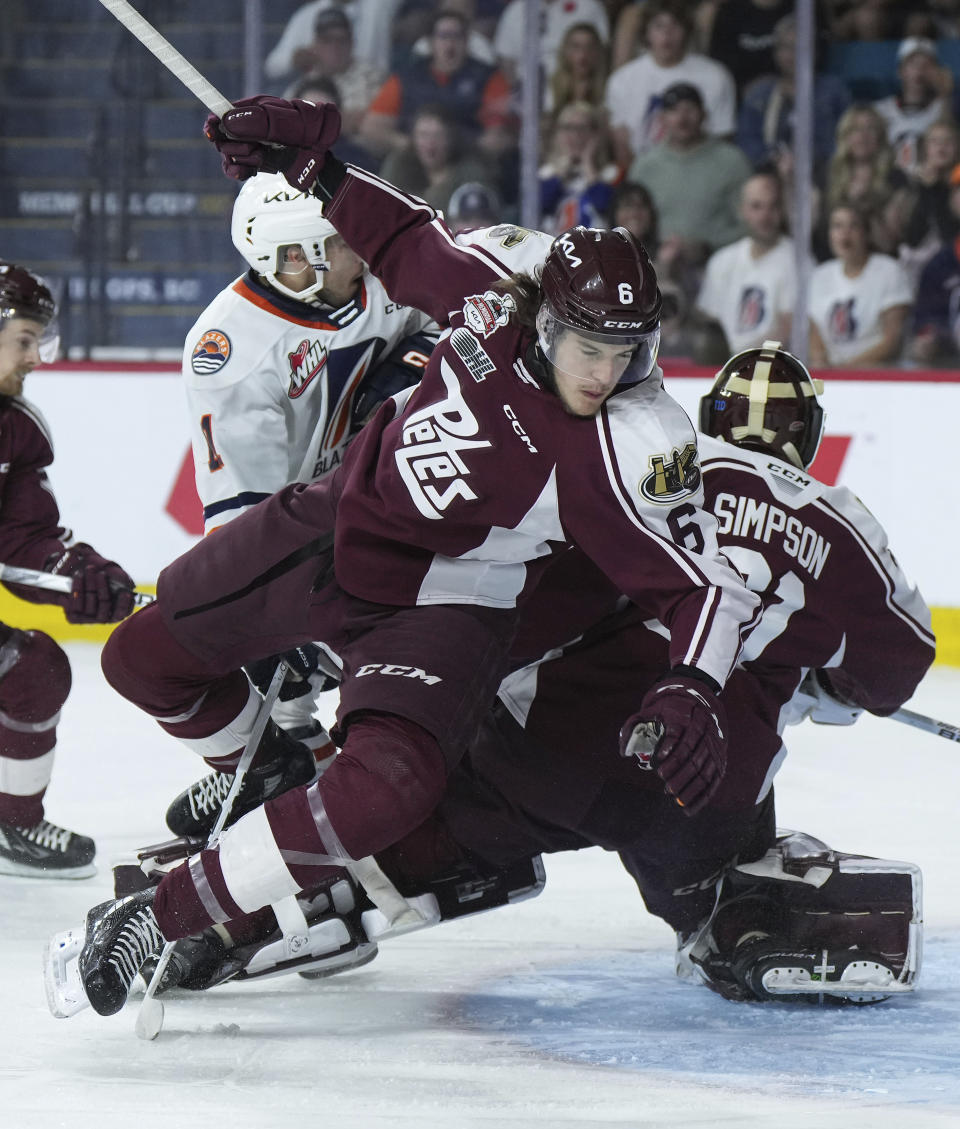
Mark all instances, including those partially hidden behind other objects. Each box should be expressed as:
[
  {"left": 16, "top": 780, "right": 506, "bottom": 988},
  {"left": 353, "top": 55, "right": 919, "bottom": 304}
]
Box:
[
  {"left": 245, "top": 643, "right": 340, "bottom": 702},
  {"left": 45, "top": 545, "right": 136, "bottom": 624},
  {"left": 619, "top": 668, "right": 727, "bottom": 817}
]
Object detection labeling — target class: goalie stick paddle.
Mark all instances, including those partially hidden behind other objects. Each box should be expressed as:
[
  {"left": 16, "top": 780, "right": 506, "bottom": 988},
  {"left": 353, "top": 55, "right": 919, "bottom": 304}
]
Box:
[
  {"left": 889, "top": 707, "right": 960, "bottom": 744},
  {"left": 0, "top": 562, "right": 154, "bottom": 607},
  {"left": 134, "top": 660, "right": 290, "bottom": 1041},
  {"left": 96, "top": 0, "right": 232, "bottom": 115}
]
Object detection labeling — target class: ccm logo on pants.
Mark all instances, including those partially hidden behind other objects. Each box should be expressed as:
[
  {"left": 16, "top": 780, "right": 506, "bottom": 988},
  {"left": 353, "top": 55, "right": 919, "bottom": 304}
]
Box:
[{"left": 354, "top": 663, "right": 443, "bottom": 685}]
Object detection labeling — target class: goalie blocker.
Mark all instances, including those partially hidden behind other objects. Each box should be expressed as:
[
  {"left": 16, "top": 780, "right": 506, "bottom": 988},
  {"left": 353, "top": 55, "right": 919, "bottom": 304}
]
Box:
[{"left": 678, "top": 831, "right": 922, "bottom": 1005}]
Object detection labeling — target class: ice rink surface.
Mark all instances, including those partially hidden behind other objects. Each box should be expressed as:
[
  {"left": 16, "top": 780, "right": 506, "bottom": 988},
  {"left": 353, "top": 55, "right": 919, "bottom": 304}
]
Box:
[{"left": 4, "top": 644, "right": 960, "bottom": 1128}]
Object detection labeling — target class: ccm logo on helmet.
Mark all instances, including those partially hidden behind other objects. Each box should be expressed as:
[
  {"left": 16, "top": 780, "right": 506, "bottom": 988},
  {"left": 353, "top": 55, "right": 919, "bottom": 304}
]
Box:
[{"left": 604, "top": 320, "right": 646, "bottom": 329}]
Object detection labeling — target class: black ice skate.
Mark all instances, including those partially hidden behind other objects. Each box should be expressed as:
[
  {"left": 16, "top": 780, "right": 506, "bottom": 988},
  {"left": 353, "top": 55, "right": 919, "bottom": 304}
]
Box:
[
  {"left": 0, "top": 818, "right": 95, "bottom": 879},
  {"left": 78, "top": 889, "right": 165, "bottom": 1016},
  {"left": 165, "top": 722, "right": 318, "bottom": 837}
]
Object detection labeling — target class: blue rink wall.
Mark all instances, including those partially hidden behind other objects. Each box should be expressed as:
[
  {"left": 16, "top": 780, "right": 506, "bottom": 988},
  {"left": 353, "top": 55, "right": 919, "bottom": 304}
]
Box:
[{"left": 6, "top": 361, "right": 959, "bottom": 666}]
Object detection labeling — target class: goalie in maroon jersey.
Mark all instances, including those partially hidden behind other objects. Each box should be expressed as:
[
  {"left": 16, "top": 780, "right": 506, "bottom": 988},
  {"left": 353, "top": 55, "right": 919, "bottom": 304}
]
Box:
[{"left": 0, "top": 263, "right": 136, "bottom": 879}]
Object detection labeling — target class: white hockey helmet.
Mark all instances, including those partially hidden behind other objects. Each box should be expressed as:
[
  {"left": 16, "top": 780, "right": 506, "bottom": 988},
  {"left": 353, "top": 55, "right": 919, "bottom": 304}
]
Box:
[{"left": 231, "top": 171, "right": 338, "bottom": 302}]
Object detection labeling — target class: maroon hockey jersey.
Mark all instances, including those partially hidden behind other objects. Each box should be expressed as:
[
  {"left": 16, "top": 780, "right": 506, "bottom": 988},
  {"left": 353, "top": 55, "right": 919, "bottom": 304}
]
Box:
[
  {"left": 0, "top": 396, "right": 79, "bottom": 604},
  {"left": 323, "top": 168, "right": 760, "bottom": 688}
]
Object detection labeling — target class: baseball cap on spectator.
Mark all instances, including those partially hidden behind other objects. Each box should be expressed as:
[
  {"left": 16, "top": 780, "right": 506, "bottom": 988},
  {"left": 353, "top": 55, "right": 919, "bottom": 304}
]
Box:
[
  {"left": 314, "top": 8, "right": 352, "bottom": 36},
  {"left": 447, "top": 182, "right": 501, "bottom": 225},
  {"left": 898, "top": 37, "right": 937, "bottom": 63},
  {"left": 660, "top": 82, "right": 704, "bottom": 111}
]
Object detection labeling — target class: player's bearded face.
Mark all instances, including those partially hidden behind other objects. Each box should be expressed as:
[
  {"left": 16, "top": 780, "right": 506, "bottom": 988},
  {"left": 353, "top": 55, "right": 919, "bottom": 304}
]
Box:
[
  {"left": 0, "top": 318, "right": 43, "bottom": 397},
  {"left": 549, "top": 331, "right": 635, "bottom": 417}
]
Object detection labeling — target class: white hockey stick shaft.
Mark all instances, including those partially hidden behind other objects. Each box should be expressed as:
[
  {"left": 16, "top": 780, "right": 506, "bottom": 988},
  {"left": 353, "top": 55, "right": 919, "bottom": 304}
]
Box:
[
  {"left": 135, "top": 660, "right": 290, "bottom": 1040},
  {"left": 0, "top": 562, "right": 154, "bottom": 607},
  {"left": 96, "top": 0, "right": 233, "bottom": 115},
  {"left": 889, "top": 707, "right": 960, "bottom": 744}
]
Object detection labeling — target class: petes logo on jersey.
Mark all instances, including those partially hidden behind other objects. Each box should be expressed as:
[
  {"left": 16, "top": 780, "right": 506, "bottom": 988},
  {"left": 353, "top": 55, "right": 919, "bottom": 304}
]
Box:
[
  {"left": 288, "top": 339, "right": 327, "bottom": 398},
  {"left": 640, "top": 442, "right": 701, "bottom": 503},
  {"left": 191, "top": 330, "right": 231, "bottom": 375},
  {"left": 462, "top": 291, "right": 516, "bottom": 338},
  {"left": 395, "top": 357, "right": 492, "bottom": 519}
]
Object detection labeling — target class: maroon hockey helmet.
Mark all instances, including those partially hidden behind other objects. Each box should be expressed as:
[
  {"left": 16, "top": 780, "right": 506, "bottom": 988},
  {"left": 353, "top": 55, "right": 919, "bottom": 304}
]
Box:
[
  {"left": 0, "top": 262, "right": 59, "bottom": 361},
  {"left": 537, "top": 226, "right": 663, "bottom": 383},
  {"left": 699, "top": 340, "right": 825, "bottom": 469}
]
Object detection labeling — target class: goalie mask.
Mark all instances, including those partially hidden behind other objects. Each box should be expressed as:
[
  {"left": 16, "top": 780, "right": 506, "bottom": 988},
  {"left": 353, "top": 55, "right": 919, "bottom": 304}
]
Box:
[
  {"left": 0, "top": 262, "right": 59, "bottom": 362},
  {"left": 537, "top": 226, "right": 662, "bottom": 387},
  {"left": 231, "top": 171, "right": 338, "bottom": 303},
  {"left": 699, "top": 340, "right": 825, "bottom": 469}
]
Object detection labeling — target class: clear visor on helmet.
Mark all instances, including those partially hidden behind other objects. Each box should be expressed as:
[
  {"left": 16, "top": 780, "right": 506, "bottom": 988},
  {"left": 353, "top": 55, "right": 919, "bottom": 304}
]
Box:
[
  {"left": 270, "top": 241, "right": 331, "bottom": 303},
  {"left": 535, "top": 301, "right": 660, "bottom": 386},
  {"left": 38, "top": 318, "right": 60, "bottom": 363}
]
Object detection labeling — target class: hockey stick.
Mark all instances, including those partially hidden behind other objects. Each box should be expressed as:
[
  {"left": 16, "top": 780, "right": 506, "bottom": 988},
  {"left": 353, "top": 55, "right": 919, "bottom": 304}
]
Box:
[
  {"left": 889, "top": 707, "right": 960, "bottom": 744},
  {"left": 96, "top": 0, "right": 232, "bottom": 115},
  {"left": 134, "top": 659, "right": 290, "bottom": 1041},
  {"left": 0, "top": 562, "right": 154, "bottom": 607}
]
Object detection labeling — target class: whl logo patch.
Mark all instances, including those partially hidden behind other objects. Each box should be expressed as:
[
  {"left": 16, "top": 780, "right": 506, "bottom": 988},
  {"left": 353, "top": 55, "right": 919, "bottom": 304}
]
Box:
[
  {"left": 640, "top": 442, "right": 701, "bottom": 503},
  {"left": 288, "top": 339, "right": 327, "bottom": 398}
]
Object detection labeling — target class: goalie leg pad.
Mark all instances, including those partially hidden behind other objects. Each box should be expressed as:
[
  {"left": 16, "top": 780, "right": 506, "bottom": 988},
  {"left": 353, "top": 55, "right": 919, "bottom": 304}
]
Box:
[{"left": 681, "top": 830, "right": 922, "bottom": 1004}]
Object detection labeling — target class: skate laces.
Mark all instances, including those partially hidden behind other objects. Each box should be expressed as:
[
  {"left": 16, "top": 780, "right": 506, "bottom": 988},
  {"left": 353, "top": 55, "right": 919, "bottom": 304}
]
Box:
[
  {"left": 107, "top": 906, "right": 164, "bottom": 988},
  {"left": 20, "top": 820, "right": 72, "bottom": 851},
  {"left": 188, "top": 772, "right": 233, "bottom": 819}
]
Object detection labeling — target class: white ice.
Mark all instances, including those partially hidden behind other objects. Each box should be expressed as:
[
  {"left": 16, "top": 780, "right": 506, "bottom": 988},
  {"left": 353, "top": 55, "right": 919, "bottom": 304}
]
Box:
[{"left": 4, "top": 645, "right": 960, "bottom": 1128}]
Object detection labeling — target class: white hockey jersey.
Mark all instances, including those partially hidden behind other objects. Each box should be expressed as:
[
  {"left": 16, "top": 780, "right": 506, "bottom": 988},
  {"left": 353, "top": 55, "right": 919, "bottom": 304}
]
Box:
[{"left": 182, "top": 270, "right": 435, "bottom": 533}]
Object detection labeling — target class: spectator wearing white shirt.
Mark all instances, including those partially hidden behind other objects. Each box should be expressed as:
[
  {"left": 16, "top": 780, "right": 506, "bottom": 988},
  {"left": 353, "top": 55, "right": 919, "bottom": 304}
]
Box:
[
  {"left": 265, "top": 1, "right": 402, "bottom": 82},
  {"left": 605, "top": 0, "right": 736, "bottom": 167},
  {"left": 696, "top": 171, "right": 808, "bottom": 356},
  {"left": 808, "top": 203, "right": 914, "bottom": 368},
  {"left": 493, "top": 0, "right": 609, "bottom": 84},
  {"left": 873, "top": 37, "right": 952, "bottom": 175}
]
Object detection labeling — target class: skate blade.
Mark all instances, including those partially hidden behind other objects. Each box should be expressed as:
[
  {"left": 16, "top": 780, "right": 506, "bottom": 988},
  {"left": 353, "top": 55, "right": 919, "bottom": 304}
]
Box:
[
  {"left": 0, "top": 858, "right": 96, "bottom": 880},
  {"left": 42, "top": 928, "right": 91, "bottom": 1018}
]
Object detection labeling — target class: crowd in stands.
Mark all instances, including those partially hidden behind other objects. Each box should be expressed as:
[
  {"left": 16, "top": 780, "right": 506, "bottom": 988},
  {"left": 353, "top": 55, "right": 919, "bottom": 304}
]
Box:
[{"left": 263, "top": 0, "right": 960, "bottom": 367}]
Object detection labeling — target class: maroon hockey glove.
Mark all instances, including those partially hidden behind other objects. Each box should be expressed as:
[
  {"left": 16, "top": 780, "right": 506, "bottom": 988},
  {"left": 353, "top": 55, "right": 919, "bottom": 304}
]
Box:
[
  {"left": 619, "top": 672, "right": 728, "bottom": 816},
  {"left": 46, "top": 545, "right": 136, "bottom": 624},
  {"left": 204, "top": 96, "right": 341, "bottom": 191}
]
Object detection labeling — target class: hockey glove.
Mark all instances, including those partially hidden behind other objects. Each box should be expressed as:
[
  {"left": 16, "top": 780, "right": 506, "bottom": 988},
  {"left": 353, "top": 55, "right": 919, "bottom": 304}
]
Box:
[
  {"left": 45, "top": 545, "right": 136, "bottom": 624},
  {"left": 793, "top": 668, "right": 864, "bottom": 727},
  {"left": 619, "top": 670, "right": 727, "bottom": 817},
  {"left": 245, "top": 643, "right": 341, "bottom": 702},
  {"left": 205, "top": 96, "right": 341, "bottom": 192}
]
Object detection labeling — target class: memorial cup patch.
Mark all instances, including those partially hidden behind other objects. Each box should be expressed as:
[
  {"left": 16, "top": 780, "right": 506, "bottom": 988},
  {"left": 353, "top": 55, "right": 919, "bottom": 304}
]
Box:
[{"left": 462, "top": 291, "right": 516, "bottom": 338}]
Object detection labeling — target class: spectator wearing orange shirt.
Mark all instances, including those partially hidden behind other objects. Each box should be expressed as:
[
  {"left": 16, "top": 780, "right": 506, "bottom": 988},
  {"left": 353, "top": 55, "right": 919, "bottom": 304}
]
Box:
[{"left": 359, "top": 8, "right": 515, "bottom": 159}]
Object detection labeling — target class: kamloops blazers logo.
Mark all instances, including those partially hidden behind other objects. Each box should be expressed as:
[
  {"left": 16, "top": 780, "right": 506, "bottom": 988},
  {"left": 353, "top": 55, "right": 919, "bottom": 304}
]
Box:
[
  {"left": 395, "top": 357, "right": 492, "bottom": 519},
  {"left": 462, "top": 291, "right": 516, "bottom": 338},
  {"left": 640, "top": 442, "right": 701, "bottom": 503},
  {"left": 287, "top": 339, "right": 327, "bottom": 398},
  {"left": 191, "top": 330, "right": 231, "bottom": 375}
]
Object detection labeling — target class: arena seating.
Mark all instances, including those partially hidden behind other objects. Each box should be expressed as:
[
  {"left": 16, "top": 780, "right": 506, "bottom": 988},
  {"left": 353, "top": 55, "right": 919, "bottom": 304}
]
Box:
[{"left": 0, "top": 0, "right": 302, "bottom": 354}]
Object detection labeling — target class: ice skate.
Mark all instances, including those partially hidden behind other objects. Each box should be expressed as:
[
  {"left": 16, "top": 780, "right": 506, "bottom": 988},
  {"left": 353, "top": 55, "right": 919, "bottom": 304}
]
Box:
[
  {"left": 0, "top": 818, "right": 95, "bottom": 879},
  {"left": 77, "top": 890, "right": 165, "bottom": 1016},
  {"left": 165, "top": 722, "right": 318, "bottom": 837}
]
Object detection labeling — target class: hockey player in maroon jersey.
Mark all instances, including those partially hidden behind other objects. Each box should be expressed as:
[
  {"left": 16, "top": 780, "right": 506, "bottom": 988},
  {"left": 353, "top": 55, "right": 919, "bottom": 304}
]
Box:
[
  {"left": 61, "top": 97, "right": 765, "bottom": 1018},
  {"left": 0, "top": 263, "right": 137, "bottom": 879},
  {"left": 48, "top": 342, "right": 932, "bottom": 1012}
]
